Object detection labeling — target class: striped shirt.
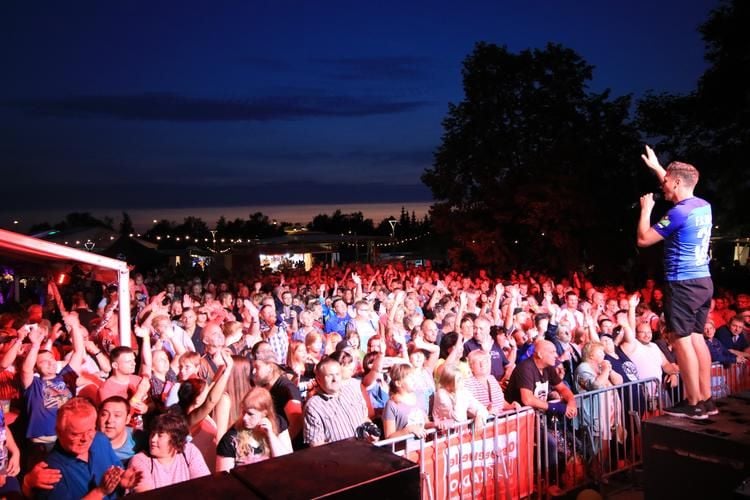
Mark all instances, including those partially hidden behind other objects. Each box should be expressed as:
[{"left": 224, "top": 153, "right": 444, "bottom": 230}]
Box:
[
  {"left": 303, "top": 381, "right": 368, "bottom": 445},
  {"left": 261, "top": 320, "right": 289, "bottom": 365},
  {"left": 464, "top": 375, "right": 506, "bottom": 414}
]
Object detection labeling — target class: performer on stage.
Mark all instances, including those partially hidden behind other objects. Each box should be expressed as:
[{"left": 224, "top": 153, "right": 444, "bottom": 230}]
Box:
[{"left": 637, "top": 145, "right": 714, "bottom": 420}]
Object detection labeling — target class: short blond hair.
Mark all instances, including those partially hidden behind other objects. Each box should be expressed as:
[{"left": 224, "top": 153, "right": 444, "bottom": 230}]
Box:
[
  {"left": 666, "top": 161, "right": 699, "bottom": 188},
  {"left": 57, "top": 397, "right": 96, "bottom": 431}
]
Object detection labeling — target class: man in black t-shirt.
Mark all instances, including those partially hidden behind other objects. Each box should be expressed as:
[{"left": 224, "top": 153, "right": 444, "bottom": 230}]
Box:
[
  {"left": 505, "top": 340, "right": 577, "bottom": 417},
  {"left": 505, "top": 339, "right": 577, "bottom": 490},
  {"left": 253, "top": 349, "right": 304, "bottom": 449}
]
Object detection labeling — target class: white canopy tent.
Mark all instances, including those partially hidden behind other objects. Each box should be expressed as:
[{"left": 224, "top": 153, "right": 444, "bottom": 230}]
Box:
[{"left": 0, "top": 228, "right": 132, "bottom": 346}]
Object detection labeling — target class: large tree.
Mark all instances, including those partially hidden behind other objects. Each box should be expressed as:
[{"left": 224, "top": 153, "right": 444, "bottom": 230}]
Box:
[
  {"left": 423, "top": 42, "right": 639, "bottom": 275},
  {"left": 637, "top": 0, "right": 750, "bottom": 236}
]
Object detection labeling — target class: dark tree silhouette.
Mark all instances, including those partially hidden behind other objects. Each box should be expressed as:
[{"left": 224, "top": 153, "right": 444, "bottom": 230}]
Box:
[
  {"left": 119, "top": 212, "right": 135, "bottom": 236},
  {"left": 637, "top": 0, "right": 750, "bottom": 237},
  {"left": 423, "top": 42, "right": 639, "bottom": 275}
]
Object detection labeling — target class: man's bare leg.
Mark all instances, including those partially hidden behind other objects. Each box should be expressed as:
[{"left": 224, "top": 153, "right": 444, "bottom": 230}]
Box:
[
  {"left": 672, "top": 335, "right": 700, "bottom": 405},
  {"left": 691, "top": 332, "right": 712, "bottom": 401}
]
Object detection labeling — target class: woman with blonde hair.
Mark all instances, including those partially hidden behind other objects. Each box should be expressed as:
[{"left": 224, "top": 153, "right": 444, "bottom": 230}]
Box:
[
  {"left": 575, "top": 341, "right": 625, "bottom": 459},
  {"left": 222, "top": 321, "right": 244, "bottom": 353},
  {"left": 223, "top": 356, "right": 253, "bottom": 427},
  {"left": 433, "top": 362, "right": 488, "bottom": 430},
  {"left": 287, "top": 340, "right": 315, "bottom": 386},
  {"left": 325, "top": 333, "right": 342, "bottom": 356},
  {"left": 216, "top": 387, "right": 292, "bottom": 471},
  {"left": 304, "top": 331, "right": 324, "bottom": 362}
]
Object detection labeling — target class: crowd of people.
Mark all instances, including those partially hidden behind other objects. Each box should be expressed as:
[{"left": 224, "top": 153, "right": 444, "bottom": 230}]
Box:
[{"left": 0, "top": 261, "right": 748, "bottom": 498}]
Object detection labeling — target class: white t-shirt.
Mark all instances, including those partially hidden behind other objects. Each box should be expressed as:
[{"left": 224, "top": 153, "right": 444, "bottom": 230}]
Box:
[{"left": 629, "top": 342, "right": 663, "bottom": 393}]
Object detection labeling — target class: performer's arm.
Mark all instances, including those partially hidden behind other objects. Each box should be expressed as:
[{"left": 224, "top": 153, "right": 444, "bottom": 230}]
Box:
[
  {"left": 641, "top": 145, "right": 667, "bottom": 183},
  {"left": 637, "top": 194, "right": 664, "bottom": 247}
]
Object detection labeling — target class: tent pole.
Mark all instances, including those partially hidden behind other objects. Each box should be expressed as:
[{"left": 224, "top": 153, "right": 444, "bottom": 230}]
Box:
[{"left": 118, "top": 269, "right": 131, "bottom": 347}]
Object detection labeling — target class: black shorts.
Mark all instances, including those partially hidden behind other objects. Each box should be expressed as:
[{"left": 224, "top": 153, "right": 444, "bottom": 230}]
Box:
[{"left": 663, "top": 277, "right": 713, "bottom": 337}]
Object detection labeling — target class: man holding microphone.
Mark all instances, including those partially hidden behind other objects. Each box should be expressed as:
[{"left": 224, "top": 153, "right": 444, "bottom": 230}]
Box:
[{"left": 637, "top": 145, "right": 714, "bottom": 420}]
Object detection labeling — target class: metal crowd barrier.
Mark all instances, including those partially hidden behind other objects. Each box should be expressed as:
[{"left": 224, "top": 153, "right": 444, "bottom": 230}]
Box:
[
  {"left": 535, "top": 378, "right": 661, "bottom": 497},
  {"left": 663, "top": 361, "right": 750, "bottom": 406},
  {"left": 710, "top": 360, "right": 750, "bottom": 397},
  {"left": 375, "top": 407, "right": 536, "bottom": 500},
  {"left": 374, "top": 367, "right": 750, "bottom": 499}
]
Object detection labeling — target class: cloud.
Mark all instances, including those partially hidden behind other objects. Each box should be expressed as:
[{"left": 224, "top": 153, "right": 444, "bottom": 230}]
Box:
[
  {"left": 4, "top": 92, "right": 432, "bottom": 122},
  {"left": 316, "top": 56, "right": 432, "bottom": 81}
]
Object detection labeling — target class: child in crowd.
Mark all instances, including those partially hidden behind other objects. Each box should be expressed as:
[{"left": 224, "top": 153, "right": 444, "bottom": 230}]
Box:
[{"left": 216, "top": 387, "right": 292, "bottom": 471}]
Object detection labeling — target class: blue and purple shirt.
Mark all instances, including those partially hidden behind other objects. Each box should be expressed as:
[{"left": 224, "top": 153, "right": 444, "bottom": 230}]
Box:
[{"left": 653, "top": 197, "right": 712, "bottom": 281}]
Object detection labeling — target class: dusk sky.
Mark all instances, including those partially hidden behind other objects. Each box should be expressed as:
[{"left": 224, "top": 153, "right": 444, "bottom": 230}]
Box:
[{"left": 2, "top": 0, "right": 718, "bottom": 229}]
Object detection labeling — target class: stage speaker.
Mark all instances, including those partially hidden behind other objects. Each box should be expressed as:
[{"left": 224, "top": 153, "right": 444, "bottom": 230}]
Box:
[
  {"left": 735, "top": 477, "right": 750, "bottom": 499},
  {"left": 231, "top": 438, "right": 420, "bottom": 499},
  {"left": 131, "top": 470, "right": 262, "bottom": 499},
  {"left": 132, "top": 439, "right": 419, "bottom": 499},
  {"left": 644, "top": 392, "right": 750, "bottom": 500}
]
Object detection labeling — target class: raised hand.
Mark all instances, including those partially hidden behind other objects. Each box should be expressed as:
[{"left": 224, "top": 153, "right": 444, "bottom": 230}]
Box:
[
  {"left": 134, "top": 326, "right": 149, "bottom": 338},
  {"left": 150, "top": 291, "right": 167, "bottom": 308},
  {"left": 628, "top": 293, "right": 640, "bottom": 309},
  {"left": 641, "top": 145, "right": 663, "bottom": 172},
  {"left": 28, "top": 326, "right": 46, "bottom": 345},
  {"left": 640, "top": 193, "right": 656, "bottom": 212},
  {"left": 580, "top": 301, "right": 592, "bottom": 316}
]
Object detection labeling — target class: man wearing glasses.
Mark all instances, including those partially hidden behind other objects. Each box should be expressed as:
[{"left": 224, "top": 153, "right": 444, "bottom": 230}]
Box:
[{"left": 32, "top": 398, "right": 140, "bottom": 499}]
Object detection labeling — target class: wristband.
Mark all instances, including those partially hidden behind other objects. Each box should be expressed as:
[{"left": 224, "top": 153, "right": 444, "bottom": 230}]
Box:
[
  {"left": 547, "top": 401, "right": 567, "bottom": 416},
  {"left": 93, "top": 351, "right": 102, "bottom": 356}
]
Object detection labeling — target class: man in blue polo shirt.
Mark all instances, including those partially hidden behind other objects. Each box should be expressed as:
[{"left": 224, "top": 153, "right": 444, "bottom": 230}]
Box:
[
  {"left": 463, "top": 316, "right": 510, "bottom": 383},
  {"left": 324, "top": 298, "right": 352, "bottom": 336},
  {"left": 34, "top": 398, "right": 141, "bottom": 499},
  {"left": 637, "top": 145, "right": 714, "bottom": 420}
]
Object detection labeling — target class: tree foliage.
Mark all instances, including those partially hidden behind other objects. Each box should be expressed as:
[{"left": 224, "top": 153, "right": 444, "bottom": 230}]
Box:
[
  {"left": 637, "top": 0, "right": 750, "bottom": 235},
  {"left": 307, "top": 210, "right": 376, "bottom": 235},
  {"left": 119, "top": 212, "right": 135, "bottom": 236},
  {"left": 423, "top": 42, "right": 640, "bottom": 275},
  {"left": 29, "top": 212, "right": 113, "bottom": 233}
]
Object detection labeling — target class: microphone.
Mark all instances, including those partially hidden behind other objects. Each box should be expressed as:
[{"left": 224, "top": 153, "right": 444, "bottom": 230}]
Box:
[{"left": 631, "top": 192, "right": 662, "bottom": 209}]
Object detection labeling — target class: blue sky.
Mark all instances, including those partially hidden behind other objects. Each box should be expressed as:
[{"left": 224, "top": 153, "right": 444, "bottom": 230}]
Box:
[{"left": 1, "top": 0, "right": 718, "bottom": 223}]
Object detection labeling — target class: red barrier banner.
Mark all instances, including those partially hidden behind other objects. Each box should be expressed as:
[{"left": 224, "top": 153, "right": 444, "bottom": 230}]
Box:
[{"left": 401, "top": 410, "right": 535, "bottom": 500}]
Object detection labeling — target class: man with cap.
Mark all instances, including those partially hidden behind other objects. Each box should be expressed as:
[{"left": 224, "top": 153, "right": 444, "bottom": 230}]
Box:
[{"left": 252, "top": 342, "right": 303, "bottom": 449}]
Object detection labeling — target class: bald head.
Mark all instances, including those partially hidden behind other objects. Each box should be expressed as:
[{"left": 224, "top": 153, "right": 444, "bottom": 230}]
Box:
[
  {"left": 473, "top": 316, "right": 492, "bottom": 342},
  {"left": 534, "top": 339, "right": 558, "bottom": 368},
  {"left": 421, "top": 319, "right": 438, "bottom": 343},
  {"left": 201, "top": 322, "right": 224, "bottom": 354}
]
